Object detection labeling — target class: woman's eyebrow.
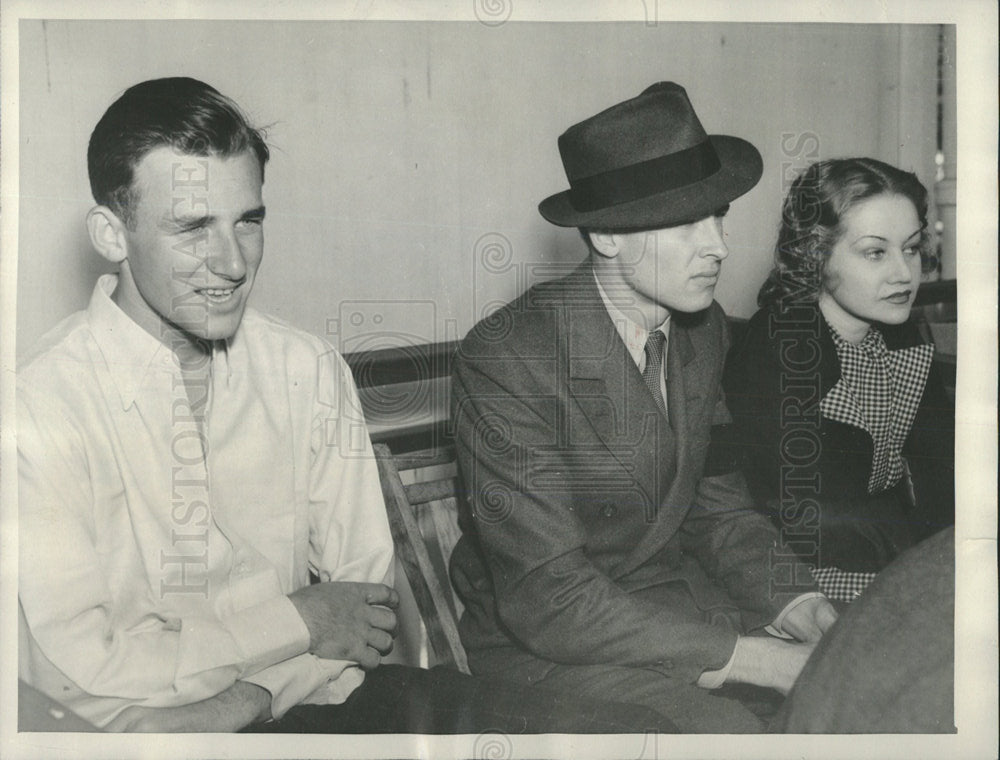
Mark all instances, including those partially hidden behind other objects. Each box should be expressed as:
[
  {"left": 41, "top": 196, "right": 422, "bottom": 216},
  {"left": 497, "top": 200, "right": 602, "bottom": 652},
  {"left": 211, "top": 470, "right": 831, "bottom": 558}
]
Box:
[{"left": 851, "top": 229, "right": 922, "bottom": 244}]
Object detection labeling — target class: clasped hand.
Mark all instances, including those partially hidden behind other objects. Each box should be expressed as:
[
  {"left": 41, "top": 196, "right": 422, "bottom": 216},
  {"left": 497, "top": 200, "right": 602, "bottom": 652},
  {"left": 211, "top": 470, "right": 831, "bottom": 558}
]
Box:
[
  {"left": 729, "top": 596, "right": 838, "bottom": 694},
  {"left": 288, "top": 581, "right": 399, "bottom": 669},
  {"left": 780, "top": 596, "right": 839, "bottom": 643}
]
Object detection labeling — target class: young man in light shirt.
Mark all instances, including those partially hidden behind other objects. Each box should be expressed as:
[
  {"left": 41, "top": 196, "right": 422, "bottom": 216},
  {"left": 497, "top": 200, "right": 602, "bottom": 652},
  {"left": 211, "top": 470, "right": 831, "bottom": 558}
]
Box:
[{"left": 17, "top": 77, "right": 677, "bottom": 734}]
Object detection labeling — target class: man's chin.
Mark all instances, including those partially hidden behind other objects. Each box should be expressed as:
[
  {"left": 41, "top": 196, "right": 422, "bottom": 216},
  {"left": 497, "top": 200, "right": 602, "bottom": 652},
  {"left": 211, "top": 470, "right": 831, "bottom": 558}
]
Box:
[
  {"left": 665, "top": 295, "right": 715, "bottom": 314},
  {"left": 201, "top": 325, "right": 243, "bottom": 342},
  {"left": 182, "top": 313, "right": 247, "bottom": 343}
]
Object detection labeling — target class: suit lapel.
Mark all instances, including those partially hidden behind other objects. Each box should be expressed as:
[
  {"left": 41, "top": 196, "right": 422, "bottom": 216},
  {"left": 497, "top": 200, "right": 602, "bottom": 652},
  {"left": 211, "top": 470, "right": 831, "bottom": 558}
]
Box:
[
  {"left": 616, "top": 316, "right": 701, "bottom": 575},
  {"left": 561, "top": 266, "right": 680, "bottom": 539}
]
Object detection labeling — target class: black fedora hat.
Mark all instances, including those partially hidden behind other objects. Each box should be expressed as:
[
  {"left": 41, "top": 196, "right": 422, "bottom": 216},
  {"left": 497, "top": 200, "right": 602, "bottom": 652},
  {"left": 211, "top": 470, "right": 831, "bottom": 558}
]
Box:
[{"left": 538, "top": 82, "right": 762, "bottom": 229}]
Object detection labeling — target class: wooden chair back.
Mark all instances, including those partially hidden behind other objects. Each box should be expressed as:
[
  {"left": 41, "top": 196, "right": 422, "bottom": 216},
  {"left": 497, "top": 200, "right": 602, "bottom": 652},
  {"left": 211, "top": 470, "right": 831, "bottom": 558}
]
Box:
[{"left": 373, "top": 442, "right": 470, "bottom": 674}]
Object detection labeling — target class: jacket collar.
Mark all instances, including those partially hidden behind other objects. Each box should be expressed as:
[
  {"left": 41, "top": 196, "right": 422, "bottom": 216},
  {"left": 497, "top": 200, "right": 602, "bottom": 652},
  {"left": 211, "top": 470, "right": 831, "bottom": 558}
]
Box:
[
  {"left": 593, "top": 271, "right": 671, "bottom": 368},
  {"left": 806, "top": 304, "right": 926, "bottom": 391},
  {"left": 565, "top": 263, "right": 697, "bottom": 382},
  {"left": 562, "top": 263, "right": 701, "bottom": 530}
]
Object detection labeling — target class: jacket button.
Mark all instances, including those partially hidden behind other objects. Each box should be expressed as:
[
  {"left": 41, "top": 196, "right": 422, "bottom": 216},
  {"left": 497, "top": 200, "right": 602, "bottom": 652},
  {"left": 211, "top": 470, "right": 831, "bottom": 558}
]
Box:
[{"left": 601, "top": 505, "right": 618, "bottom": 518}]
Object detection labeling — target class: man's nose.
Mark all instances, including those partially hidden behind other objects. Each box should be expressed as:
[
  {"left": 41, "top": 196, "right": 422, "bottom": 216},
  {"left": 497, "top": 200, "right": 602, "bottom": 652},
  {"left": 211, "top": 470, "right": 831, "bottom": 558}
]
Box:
[
  {"left": 207, "top": 229, "right": 248, "bottom": 281},
  {"left": 694, "top": 216, "right": 729, "bottom": 260}
]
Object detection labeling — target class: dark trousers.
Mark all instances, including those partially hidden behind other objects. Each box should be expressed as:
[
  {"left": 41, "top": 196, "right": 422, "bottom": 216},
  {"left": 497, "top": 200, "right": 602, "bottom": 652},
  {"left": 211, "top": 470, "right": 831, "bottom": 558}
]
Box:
[
  {"left": 513, "top": 661, "right": 780, "bottom": 734},
  {"left": 464, "top": 583, "right": 785, "bottom": 733},
  {"left": 242, "top": 664, "right": 678, "bottom": 734}
]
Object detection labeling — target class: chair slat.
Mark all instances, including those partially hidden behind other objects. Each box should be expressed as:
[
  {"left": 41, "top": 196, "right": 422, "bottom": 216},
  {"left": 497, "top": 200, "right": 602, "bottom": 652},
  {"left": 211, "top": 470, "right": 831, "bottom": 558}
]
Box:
[
  {"left": 392, "top": 446, "right": 457, "bottom": 470},
  {"left": 404, "top": 478, "right": 458, "bottom": 505},
  {"left": 373, "top": 443, "right": 470, "bottom": 674}
]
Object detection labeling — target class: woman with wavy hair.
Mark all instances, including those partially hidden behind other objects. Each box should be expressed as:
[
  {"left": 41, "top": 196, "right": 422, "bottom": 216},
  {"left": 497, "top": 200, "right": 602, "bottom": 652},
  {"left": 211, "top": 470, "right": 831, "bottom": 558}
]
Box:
[{"left": 723, "top": 158, "right": 954, "bottom": 602}]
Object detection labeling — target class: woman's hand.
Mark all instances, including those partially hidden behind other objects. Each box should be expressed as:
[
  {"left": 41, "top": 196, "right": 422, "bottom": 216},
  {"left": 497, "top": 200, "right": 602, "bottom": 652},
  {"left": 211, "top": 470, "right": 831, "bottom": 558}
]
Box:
[{"left": 781, "top": 596, "right": 839, "bottom": 643}]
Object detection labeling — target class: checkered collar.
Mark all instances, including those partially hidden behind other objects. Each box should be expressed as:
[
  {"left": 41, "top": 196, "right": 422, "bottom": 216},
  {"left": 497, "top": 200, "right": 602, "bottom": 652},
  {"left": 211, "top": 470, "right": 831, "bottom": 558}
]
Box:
[{"left": 819, "top": 318, "right": 934, "bottom": 493}]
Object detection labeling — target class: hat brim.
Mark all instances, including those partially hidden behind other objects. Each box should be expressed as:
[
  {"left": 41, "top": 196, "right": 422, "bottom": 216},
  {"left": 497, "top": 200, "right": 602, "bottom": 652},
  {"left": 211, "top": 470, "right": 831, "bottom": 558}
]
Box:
[{"left": 538, "top": 135, "right": 762, "bottom": 229}]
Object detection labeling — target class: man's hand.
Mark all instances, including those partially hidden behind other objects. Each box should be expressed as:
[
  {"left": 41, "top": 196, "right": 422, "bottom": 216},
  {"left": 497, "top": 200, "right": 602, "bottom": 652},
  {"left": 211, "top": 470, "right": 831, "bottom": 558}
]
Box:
[
  {"left": 288, "top": 581, "right": 399, "bottom": 669},
  {"left": 727, "top": 636, "right": 816, "bottom": 695},
  {"left": 780, "top": 596, "right": 838, "bottom": 643},
  {"left": 104, "top": 681, "right": 271, "bottom": 732}
]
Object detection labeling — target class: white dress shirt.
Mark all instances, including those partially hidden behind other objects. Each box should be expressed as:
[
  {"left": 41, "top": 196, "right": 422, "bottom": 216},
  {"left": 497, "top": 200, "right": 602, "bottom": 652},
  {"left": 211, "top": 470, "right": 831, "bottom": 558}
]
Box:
[{"left": 18, "top": 274, "right": 394, "bottom": 726}]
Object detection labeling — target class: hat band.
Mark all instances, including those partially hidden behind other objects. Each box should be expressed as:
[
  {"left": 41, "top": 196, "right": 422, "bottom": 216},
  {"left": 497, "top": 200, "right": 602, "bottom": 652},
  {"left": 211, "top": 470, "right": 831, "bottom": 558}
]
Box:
[{"left": 567, "top": 141, "right": 721, "bottom": 213}]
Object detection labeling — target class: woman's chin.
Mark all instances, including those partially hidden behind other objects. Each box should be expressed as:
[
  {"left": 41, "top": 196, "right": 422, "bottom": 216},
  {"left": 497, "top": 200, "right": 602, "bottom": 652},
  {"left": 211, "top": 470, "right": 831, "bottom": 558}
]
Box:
[{"left": 875, "top": 305, "right": 914, "bottom": 325}]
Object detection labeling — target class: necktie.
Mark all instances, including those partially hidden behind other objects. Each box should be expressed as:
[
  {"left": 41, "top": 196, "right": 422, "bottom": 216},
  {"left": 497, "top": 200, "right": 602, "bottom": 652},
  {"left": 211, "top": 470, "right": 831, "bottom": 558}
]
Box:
[{"left": 642, "top": 330, "right": 668, "bottom": 418}]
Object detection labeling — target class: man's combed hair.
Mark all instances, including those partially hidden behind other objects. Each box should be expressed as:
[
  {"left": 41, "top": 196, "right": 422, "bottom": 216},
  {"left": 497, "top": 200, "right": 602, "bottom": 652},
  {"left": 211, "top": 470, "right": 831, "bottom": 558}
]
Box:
[
  {"left": 87, "top": 77, "right": 270, "bottom": 228},
  {"left": 757, "top": 158, "right": 930, "bottom": 312}
]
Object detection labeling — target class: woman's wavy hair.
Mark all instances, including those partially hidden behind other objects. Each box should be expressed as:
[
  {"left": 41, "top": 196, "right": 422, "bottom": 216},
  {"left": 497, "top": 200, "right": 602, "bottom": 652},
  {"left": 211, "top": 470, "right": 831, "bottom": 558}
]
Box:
[{"left": 757, "top": 158, "right": 930, "bottom": 312}]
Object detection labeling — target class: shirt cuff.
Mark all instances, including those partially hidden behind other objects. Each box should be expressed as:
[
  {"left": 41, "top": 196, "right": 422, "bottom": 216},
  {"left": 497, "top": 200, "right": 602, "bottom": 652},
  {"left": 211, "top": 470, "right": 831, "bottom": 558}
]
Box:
[
  {"left": 764, "top": 591, "right": 827, "bottom": 639},
  {"left": 696, "top": 644, "right": 737, "bottom": 689},
  {"left": 242, "top": 654, "right": 329, "bottom": 720},
  {"left": 222, "top": 595, "right": 311, "bottom": 674}
]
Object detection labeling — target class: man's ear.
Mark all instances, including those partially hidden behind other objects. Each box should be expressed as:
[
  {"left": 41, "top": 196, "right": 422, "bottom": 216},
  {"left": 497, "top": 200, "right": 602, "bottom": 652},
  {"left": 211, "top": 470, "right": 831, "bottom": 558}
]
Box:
[
  {"left": 587, "top": 231, "right": 624, "bottom": 260},
  {"left": 86, "top": 206, "right": 128, "bottom": 263}
]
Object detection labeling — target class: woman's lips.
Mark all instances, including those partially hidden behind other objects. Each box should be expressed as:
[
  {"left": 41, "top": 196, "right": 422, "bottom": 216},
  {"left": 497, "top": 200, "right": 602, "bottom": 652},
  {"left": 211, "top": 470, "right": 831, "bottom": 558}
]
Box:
[{"left": 883, "top": 289, "right": 912, "bottom": 304}]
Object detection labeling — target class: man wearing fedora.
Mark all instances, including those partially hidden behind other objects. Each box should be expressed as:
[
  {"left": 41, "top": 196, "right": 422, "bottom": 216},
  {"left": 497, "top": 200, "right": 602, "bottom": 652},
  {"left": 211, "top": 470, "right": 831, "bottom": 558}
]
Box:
[{"left": 449, "top": 82, "right": 839, "bottom": 732}]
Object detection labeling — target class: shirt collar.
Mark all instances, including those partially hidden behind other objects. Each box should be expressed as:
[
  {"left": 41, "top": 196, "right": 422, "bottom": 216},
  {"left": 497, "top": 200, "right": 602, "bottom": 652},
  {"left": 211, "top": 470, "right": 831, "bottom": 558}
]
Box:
[
  {"left": 86, "top": 274, "right": 174, "bottom": 410},
  {"left": 87, "top": 274, "right": 232, "bottom": 409},
  {"left": 593, "top": 269, "right": 670, "bottom": 369}
]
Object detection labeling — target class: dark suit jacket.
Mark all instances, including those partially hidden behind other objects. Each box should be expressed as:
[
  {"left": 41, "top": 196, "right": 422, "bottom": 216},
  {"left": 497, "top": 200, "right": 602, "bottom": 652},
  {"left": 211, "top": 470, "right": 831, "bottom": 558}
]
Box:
[
  {"left": 722, "top": 304, "right": 955, "bottom": 573},
  {"left": 449, "top": 263, "right": 814, "bottom": 686}
]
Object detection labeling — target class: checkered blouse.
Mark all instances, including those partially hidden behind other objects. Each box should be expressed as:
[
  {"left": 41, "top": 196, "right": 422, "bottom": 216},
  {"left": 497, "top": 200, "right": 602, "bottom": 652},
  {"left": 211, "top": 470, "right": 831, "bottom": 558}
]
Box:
[
  {"left": 820, "top": 323, "right": 934, "bottom": 494},
  {"left": 813, "top": 320, "right": 934, "bottom": 601}
]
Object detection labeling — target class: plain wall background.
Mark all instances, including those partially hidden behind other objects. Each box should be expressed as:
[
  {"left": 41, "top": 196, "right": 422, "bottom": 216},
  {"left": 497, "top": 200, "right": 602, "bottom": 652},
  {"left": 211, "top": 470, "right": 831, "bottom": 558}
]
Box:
[{"left": 16, "top": 20, "right": 954, "bottom": 356}]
